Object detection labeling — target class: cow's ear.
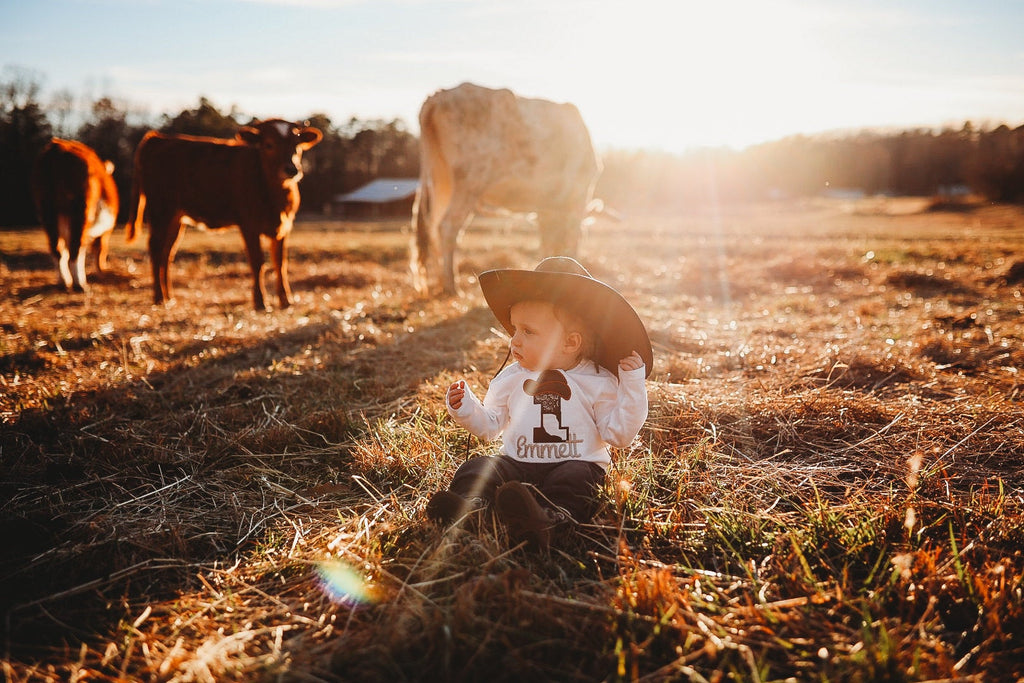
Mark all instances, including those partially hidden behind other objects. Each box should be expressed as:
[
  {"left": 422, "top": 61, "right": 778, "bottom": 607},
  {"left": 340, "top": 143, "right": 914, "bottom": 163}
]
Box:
[
  {"left": 298, "top": 128, "right": 322, "bottom": 150},
  {"left": 237, "top": 126, "right": 261, "bottom": 145}
]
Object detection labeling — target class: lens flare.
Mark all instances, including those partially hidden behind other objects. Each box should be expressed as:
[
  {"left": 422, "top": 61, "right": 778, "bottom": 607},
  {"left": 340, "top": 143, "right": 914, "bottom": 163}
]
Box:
[{"left": 315, "top": 560, "right": 376, "bottom": 606}]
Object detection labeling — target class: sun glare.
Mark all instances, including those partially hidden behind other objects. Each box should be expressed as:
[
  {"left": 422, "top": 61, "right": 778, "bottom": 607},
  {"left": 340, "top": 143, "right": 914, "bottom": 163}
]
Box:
[{"left": 553, "top": 1, "right": 836, "bottom": 151}]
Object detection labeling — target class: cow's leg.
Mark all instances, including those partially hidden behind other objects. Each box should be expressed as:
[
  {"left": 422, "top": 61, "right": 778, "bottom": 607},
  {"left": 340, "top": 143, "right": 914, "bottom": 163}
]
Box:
[
  {"left": 45, "top": 214, "right": 74, "bottom": 291},
  {"left": 54, "top": 253, "right": 71, "bottom": 289},
  {"left": 90, "top": 201, "right": 117, "bottom": 273},
  {"left": 410, "top": 193, "right": 438, "bottom": 295},
  {"left": 92, "top": 228, "right": 112, "bottom": 273},
  {"left": 438, "top": 199, "right": 475, "bottom": 295},
  {"left": 38, "top": 203, "right": 68, "bottom": 291},
  {"left": 148, "top": 213, "right": 185, "bottom": 305},
  {"left": 66, "top": 206, "right": 89, "bottom": 293},
  {"left": 536, "top": 210, "right": 584, "bottom": 258},
  {"left": 70, "top": 242, "right": 89, "bottom": 293},
  {"left": 411, "top": 182, "right": 452, "bottom": 295},
  {"left": 240, "top": 230, "right": 269, "bottom": 311},
  {"left": 54, "top": 243, "right": 73, "bottom": 291},
  {"left": 420, "top": 210, "right": 453, "bottom": 295},
  {"left": 269, "top": 235, "right": 291, "bottom": 309}
]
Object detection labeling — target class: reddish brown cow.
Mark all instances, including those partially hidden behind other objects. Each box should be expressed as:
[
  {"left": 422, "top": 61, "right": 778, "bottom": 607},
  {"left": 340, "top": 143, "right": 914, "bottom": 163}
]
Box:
[
  {"left": 30, "top": 138, "right": 119, "bottom": 293},
  {"left": 126, "top": 119, "right": 322, "bottom": 310}
]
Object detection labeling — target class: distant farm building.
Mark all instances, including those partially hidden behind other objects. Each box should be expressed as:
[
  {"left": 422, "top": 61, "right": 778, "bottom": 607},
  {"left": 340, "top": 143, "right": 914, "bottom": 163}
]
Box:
[{"left": 331, "top": 178, "right": 419, "bottom": 219}]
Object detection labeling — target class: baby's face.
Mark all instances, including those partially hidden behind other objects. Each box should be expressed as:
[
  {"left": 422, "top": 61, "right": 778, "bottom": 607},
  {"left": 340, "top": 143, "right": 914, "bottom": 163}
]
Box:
[{"left": 508, "top": 301, "right": 578, "bottom": 372}]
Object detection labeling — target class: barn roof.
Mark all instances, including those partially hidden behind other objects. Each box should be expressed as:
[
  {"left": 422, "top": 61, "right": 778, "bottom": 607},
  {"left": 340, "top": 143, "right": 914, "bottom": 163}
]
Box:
[{"left": 334, "top": 178, "right": 419, "bottom": 204}]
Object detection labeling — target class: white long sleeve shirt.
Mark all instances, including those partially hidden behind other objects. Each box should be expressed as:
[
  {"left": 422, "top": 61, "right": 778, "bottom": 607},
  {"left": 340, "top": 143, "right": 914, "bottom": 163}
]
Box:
[{"left": 447, "top": 361, "right": 648, "bottom": 470}]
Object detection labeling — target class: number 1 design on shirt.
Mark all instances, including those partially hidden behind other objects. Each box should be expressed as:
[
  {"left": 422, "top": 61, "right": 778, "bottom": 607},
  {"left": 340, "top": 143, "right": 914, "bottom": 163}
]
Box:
[{"left": 523, "top": 370, "right": 572, "bottom": 444}]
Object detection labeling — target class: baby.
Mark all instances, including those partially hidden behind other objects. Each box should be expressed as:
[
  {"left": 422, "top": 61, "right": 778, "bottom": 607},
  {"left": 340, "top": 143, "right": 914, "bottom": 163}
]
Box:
[{"left": 427, "top": 256, "right": 652, "bottom": 549}]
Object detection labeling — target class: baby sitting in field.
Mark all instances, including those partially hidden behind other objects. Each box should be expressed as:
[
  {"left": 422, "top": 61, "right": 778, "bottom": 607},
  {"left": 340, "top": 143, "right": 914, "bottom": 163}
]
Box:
[{"left": 427, "top": 256, "right": 652, "bottom": 550}]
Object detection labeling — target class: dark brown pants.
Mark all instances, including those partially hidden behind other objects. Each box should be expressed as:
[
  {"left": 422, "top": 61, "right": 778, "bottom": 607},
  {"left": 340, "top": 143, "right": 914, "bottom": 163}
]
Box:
[{"left": 448, "top": 455, "right": 606, "bottom": 523}]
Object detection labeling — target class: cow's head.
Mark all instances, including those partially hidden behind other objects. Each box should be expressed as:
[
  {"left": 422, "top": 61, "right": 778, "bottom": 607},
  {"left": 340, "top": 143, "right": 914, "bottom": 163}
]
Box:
[{"left": 238, "top": 119, "right": 322, "bottom": 184}]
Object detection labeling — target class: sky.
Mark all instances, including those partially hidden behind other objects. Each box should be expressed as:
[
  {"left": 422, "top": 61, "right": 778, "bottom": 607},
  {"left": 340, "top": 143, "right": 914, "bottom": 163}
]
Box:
[{"left": 3, "top": 0, "right": 1024, "bottom": 154}]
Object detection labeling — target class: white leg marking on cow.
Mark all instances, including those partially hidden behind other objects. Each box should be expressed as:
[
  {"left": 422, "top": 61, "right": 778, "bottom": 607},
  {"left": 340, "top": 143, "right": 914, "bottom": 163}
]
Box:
[
  {"left": 56, "top": 216, "right": 72, "bottom": 287},
  {"left": 56, "top": 250, "right": 72, "bottom": 288},
  {"left": 72, "top": 249, "right": 87, "bottom": 289},
  {"left": 88, "top": 201, "right": 116, "bottom": 239},
  {"left": 278, "top": 212, "right": 294, "bottom": 238}
]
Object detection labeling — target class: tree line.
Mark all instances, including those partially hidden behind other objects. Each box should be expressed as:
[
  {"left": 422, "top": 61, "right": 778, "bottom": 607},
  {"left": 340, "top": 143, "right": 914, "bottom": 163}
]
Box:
[
  {"left": 3, "top": 68, "right": 1024, "bottom": 227},
  {"left": 597, "top": 122, "right": 1024, "bottom": 215},
  {"left": 0, "top": 71, "right": 418, "bottom": 227}
]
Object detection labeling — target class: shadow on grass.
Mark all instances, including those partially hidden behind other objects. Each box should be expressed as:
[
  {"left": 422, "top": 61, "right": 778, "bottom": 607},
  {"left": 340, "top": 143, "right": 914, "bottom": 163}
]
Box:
[{"left": 0, "top": 295, "right": 496, "bottom": 661}]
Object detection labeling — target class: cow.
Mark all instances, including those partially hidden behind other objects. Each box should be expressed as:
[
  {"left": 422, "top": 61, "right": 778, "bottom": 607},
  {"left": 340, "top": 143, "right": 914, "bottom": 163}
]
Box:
[
  {"left": 30, "top": 138, "right": 119, "bottom": 293},
  {"left": 126, "top": 119, "right": 322, "bottom": 310},
  {"left": 411, "top": 82, "right": 602, "bottom": 295}
]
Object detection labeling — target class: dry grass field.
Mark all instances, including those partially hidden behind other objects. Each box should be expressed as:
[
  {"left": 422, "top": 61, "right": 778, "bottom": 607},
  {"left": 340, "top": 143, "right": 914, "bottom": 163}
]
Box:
[{"left": 1, "top": 199, "right": 1023, "bottom": 681}]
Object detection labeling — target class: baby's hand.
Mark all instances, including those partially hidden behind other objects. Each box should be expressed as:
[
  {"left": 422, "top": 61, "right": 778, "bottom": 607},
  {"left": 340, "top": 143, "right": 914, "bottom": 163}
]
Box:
[
  {"left": 618, "top": 350, "right": 644, "bottom": 373},
  {"left": 447, "top": 380, "right": 466, "bottom": 409}
]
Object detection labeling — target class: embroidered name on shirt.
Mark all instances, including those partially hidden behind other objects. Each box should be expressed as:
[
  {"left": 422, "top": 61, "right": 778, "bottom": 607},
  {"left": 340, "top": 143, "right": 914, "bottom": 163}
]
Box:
[{"left": 516, "top": 433, "right": 584, "bottom": 459}]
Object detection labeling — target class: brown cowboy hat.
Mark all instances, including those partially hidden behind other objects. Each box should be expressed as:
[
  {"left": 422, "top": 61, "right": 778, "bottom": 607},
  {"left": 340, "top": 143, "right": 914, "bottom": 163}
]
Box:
[{"left": 479, "top": 256, "right": 653, "bottom": 378}]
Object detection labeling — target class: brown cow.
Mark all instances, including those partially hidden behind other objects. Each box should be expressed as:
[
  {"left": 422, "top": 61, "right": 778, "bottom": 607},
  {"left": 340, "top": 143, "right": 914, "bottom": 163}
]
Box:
[
  {"left": 411, "top": 83, "right": 601, "bottom": 295},
  {"left": 30, "top": 138, "right": 119, "bottom": 293},
  {"left": 126, "top": 119, "right": 322, "bottom": 310}
]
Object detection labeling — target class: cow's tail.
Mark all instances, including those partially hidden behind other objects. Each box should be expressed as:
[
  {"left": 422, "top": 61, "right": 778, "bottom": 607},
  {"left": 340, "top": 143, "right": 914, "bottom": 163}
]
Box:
[
  {"left": 410, "top": 97, "right": 452, "bottom": 294},
  {"left": 125, "top": 134, "right": 148, "bottom": 243}
]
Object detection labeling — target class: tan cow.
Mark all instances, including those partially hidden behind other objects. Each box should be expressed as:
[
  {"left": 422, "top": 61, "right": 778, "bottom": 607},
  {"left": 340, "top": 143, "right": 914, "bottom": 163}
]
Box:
[
  {"left": 411, "top": 83, "right": 601, "bottom": 295},
  {"left": 126, "top": 119, "right": 321, "bottom": 310},
  {"left": 30, "top": 138, "right": 119, "bottom": 293}
]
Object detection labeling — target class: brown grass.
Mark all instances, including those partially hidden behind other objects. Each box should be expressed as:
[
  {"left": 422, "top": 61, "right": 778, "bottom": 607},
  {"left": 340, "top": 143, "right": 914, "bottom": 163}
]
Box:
[{"left": 1, "top": 200, "right": 1023, "bottom": 681}]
